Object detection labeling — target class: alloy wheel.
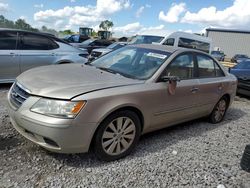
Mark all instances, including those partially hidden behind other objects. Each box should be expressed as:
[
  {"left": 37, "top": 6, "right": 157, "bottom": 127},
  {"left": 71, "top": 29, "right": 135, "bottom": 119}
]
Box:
[{"left": 101, "top": 117, "right": 136, "bottom": 156}]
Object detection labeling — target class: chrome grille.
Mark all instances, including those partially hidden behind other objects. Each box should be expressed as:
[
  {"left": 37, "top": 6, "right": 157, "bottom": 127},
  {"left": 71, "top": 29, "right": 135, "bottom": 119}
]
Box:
[{"left": 10, "top": 83, "right": 30, "bottom": 108}]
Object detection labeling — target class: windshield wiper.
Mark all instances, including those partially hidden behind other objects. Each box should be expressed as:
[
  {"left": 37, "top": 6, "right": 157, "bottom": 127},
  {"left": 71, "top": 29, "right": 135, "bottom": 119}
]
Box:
[
  {"left": 97, "top": 67, "right": 137, "bottom": 79},
  {"left": 97, "top": 67, "right": 117, "bottom": 74}
]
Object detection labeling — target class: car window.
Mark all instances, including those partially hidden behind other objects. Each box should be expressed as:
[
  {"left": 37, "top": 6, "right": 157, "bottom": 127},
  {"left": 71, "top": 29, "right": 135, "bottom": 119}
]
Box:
[
  {"left": 197, "top": 54, "right": 224, "bottom": 78},
  {"left": 0, "top": 31, "right": 17, "bottom": 50},
  {"left": 166, "top": 54, "right": 194, "bottom": 79},
  {"left": 91, "top": 47, "right": 170, "bottom": 80},
  {"left": 20, "top": 33, "right": 57, "bottom": 50},
  {"left": 163, "top": 38, "right": 175, "bottom": 46}
]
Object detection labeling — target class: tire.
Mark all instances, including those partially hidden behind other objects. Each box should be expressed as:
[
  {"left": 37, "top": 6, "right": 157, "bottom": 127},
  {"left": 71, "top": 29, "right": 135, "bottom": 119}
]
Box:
[
  {"left": 93, "top": 110, "right": 141, "bottom": 161},
  {"left": 209, "top": 97, "right": 228, "bottom": 124}
]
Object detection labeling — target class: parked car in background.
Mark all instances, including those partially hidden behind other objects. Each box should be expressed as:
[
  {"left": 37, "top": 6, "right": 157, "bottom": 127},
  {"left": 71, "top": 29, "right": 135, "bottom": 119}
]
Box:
[
  {"left": 129, "top": 35, "right": 164, "bottom": 44},
  {"left": 8, "top": 44, "right": 237, "bottom": 161},
  {"left": 71, "top": 39, "right": 113, "bottom": 53},
  {"left": 0, "top": 29, "right": 88, "bottom": 83},
  {"left": 160, "top": 31, "right": 212, "bottom": 54},
  {"left": 231, "top": 54, "right": 249, "bottom": 63},
  {"left": 88, "top": 42, "right": 127, "bottom": 61},
  {"left": 211, "top": 51, "right": 226, "bottom": 61},
  {"left": 229, "top": 59, "right": 250, "bottom": 96},
  {"left": 62, "top": 34, "right": 90, "bottom": 43}
]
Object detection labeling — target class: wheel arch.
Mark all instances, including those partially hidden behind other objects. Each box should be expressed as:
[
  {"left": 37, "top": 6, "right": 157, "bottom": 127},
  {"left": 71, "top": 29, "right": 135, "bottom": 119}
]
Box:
[{"left": 89, "top": 105, "right": 145, "bottom": 151}]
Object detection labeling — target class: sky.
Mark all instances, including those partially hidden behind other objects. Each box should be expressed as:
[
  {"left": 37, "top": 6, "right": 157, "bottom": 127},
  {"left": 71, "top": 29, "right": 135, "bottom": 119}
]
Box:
[{"left": 0, "top": 0, "right": 249, "bottom": 37}]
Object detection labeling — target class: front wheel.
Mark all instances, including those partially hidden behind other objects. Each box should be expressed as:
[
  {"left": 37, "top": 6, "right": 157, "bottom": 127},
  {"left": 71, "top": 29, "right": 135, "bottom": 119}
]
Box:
[
  {"left": 209, "top": 97, "right": 228, "bottom": 124},
  {"left": 93, "top": 110, "right": 141, "bottom": 161}
]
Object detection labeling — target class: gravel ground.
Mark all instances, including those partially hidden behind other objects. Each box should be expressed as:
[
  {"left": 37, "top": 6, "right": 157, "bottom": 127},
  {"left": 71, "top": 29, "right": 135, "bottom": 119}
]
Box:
[{"left": 0, "top": 84, "right": 250, "bottom": 188}]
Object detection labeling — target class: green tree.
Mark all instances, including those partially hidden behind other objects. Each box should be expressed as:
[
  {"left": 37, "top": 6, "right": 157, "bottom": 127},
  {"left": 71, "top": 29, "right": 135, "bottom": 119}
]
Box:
[
  {"left": 59, "top": 29, "right": 74, "bottom": 35},
  {"left": 41, "top": 25, "right": 58, "bottom": 36},
  {"left": 14, "top": 19, "right": 38, "bottom": 32},
  {"left": 0, "top": 15, "right": 15, "bottom": 28},
  {"left": 99, "top": 20, "right": 114, "bottom": 31}
]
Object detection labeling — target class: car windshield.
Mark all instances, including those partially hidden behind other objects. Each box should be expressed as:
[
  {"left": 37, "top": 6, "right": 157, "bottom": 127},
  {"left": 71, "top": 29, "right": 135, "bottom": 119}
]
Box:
[
  {"left": 91, "top": 46, "right": 170, "bottom": 80},
  {"left": 130, "top": 35, "right": 164, "bottom": 44},
  {"left": 236, "top": 54, "right": 248, "bottom": 58},
  {"left": 81, "top": 39, "right": 95, "bottom": 45},
  {"left": 234, "top": 60, "right": 250, "bottom": 69}
]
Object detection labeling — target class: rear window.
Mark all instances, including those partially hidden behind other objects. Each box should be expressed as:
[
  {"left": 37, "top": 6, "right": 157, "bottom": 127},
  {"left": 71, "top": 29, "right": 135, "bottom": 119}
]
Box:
[{"left": 0, "top": 31, "right": 17, "bottom": 50}]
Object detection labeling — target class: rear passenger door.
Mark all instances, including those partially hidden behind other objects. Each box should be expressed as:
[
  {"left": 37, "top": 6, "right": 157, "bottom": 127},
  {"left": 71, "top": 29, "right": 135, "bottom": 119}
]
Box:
[
  {"left": 0, "top": 31, "right": 20, "bottom": 81},
  {"left": 195, "top": 53, "right": 226, "bottom": 114},
  {"left": 18, "top": 33, "right": 58, "bottom": 73}
]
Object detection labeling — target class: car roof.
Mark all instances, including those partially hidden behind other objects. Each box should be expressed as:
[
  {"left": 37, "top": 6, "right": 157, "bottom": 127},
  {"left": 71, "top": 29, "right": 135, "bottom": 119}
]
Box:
[
  {"left": 129, "top": 44, "right": 208, "bottom": 55},
  {"left": 0, "top": 28, "right": 55, "bottom": 37}
]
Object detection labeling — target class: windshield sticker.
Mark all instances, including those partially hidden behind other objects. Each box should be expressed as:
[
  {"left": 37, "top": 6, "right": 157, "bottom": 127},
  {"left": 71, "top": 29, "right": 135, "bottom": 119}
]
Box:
[{"left": 147, "top": 52, "right": 167, "bottom": 59}]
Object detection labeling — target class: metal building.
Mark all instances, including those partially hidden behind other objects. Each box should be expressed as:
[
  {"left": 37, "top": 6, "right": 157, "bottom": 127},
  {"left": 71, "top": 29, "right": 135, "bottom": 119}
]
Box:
[{"left": 206, "top": 28, "right": 250, "bottom": 58}]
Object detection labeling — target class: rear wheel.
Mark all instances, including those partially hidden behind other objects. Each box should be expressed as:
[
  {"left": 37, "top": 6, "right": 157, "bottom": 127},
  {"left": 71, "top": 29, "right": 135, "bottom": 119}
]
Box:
[
  {"left": 209, "top": 97, "right": 228, "bottom": 124},
  {"left": 93, "top": 110, "right": 141, "bottom": 161}
]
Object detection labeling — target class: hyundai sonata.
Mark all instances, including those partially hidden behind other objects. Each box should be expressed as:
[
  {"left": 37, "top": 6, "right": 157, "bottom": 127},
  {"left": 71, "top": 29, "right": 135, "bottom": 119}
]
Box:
[{"left": 8, "top": 44, "right": 237, "bottom": 161}]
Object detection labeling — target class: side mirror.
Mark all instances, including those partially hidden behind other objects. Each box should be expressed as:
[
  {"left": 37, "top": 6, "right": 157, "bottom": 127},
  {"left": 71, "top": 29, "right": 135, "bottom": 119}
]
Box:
[
  {"left": 161, "top": 76, "right": 180, "bottom": 95},
  {"left": 161, "top": 75, "right": 181, "bottom": 82}
]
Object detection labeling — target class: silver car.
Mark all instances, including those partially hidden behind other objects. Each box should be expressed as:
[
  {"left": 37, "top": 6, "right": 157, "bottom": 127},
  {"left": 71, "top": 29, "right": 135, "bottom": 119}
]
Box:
[
  {"left": 8, "top": 44, "right": 237, "bottom": 161},
  {"left": 0, "top": 29, "right": 88, "bottom": 83}
]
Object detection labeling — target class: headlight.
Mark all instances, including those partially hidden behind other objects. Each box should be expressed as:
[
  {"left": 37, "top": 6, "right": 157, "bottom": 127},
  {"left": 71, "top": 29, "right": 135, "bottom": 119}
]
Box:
[{"left": 30, "top": 99, "right": 86, "bottom": 118}]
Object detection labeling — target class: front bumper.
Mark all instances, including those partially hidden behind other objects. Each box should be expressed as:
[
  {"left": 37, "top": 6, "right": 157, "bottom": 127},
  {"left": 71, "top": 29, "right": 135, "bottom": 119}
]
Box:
[{"left": 8, "top": 94, "right": 97, "bottom": 154}]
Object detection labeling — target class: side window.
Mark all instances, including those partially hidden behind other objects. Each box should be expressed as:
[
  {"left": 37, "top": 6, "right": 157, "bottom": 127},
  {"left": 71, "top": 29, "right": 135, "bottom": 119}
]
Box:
[
  {"left": 163, "top": 38, "right": 175, "bottom": 46},
  {"left": 166, "top": 54, "right": 194, "bottom": 79},
  {"left": 0, "top": 31, "right": 17, "bottom": 50},
  {"left": 20, "top": 33, "right": 55, "bottom": 50},
  {"left": 197, "top": 55, "right": 224, "bottom": 78},
  {"left": 178, "top": 38, "right": 195, "bottom": 49}
]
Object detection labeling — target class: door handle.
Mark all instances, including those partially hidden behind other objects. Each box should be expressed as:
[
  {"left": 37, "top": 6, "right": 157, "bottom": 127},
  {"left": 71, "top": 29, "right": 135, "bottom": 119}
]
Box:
[
  {"left": 51, "top": 53, "right": 56, "bottom": 56},
  {"left": 190, "top": 87, "right": 199, "bottom": 93}
]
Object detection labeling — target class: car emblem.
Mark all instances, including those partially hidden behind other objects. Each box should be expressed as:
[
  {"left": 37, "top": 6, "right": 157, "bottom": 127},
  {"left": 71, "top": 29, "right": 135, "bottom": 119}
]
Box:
[{"left": 11, "top": 91, "right": 18, "bottom": 98}]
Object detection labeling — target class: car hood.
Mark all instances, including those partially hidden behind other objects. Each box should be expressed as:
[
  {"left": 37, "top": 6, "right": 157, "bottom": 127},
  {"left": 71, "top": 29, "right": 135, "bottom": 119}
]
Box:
[
  {"left": 230, "top": 69, "right": 250, "bottom": 78},
  {"left": 16, "top": 64, "right": 144, "bottom": 100}
]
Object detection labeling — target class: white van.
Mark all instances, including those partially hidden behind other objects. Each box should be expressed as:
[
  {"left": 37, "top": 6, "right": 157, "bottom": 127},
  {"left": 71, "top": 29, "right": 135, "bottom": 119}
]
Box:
[{"left": 159, "top": 31, "right": 212, "bottom": 54}]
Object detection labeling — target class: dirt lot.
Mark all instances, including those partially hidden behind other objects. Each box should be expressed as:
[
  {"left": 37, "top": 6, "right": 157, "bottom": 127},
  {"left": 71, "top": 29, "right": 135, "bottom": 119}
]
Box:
[{"left": 0, "top": 84, "right": 250, "bottom": 187}]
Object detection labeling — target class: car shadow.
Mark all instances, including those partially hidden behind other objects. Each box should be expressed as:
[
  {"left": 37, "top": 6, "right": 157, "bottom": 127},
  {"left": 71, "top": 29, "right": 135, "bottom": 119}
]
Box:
[
  {"left": 0, "top": 135, "right": 20, "bottom": 150},
  {"left": 48, "top": 106, "right": 246, "bottom": 168}
]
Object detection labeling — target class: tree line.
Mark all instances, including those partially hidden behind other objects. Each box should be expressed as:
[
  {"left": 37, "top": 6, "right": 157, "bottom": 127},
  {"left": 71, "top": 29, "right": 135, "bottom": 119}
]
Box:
[{"left": 0, "top": 15, "right": 114, "bottom": 37}]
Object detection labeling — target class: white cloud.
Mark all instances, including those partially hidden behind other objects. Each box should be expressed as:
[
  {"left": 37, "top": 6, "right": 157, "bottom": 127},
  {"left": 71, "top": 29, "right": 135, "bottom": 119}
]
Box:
[
  {"left": 34, "top": 0, "right": 131, "bottom": 30},
  {"left": 135, "top": 4, "right": 151, "bottom": 18},
  {"left": 159, "top": 3, "right": 186, "bottom": 23},
  {"left": 181, "top": 0, "right": 250, "bottom": 28},
  {"left": 136, "top": 6, "right": 145, "bottom": 18},
  {"left": 34, "top": 4, "right": 44, "bottom": 9},
  {"left": 70, "top": 0, "right": 76, "bottom": 2},
  {"left": 113, "top": 22, "right": 170, "bottom": 37},
  {"left": 0, "top": 2, "right": 8, "bottom": 12},
  {"left": 114, "top": 22, "right": 142, "bottom": 34}
]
